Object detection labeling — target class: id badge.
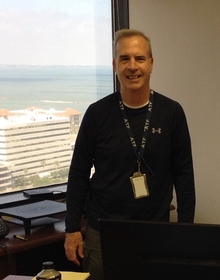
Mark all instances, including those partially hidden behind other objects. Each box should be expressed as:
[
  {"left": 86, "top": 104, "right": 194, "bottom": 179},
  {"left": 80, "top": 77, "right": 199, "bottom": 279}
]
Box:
[{"left": 130, "top": 172, "right": 150, "bottom": 199}]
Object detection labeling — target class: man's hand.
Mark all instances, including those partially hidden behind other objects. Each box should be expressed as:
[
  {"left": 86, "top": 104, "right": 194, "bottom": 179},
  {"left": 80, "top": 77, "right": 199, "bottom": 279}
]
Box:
[{"left": 64, "top": 231, "right": 84, "bottom": 266}]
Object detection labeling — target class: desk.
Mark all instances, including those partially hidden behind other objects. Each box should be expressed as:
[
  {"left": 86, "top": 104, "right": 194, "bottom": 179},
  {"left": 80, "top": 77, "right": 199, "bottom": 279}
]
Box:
[
  {"left": 3, "top": 276, "right": 32, "bottom": 280},
  {"left": 0, "top": 213, "right": 86, "bottom": 279}
]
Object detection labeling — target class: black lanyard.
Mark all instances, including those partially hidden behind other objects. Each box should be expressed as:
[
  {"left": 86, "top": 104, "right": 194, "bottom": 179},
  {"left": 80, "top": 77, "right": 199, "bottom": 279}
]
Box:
[{"left": 119, "top": 89, "right": 155, "bottom": 176}]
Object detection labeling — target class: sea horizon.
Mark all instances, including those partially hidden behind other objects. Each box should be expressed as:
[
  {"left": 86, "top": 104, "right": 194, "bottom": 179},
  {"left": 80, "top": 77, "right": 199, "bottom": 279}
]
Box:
[{"left": 0, "top": 65, "right": 114, "bottom": 114}]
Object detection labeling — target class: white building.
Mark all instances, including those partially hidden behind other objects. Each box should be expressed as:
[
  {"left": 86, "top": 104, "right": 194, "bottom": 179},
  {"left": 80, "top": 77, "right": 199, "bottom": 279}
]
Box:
[
  {"left": 0, "top": 163, "right": 12, "bottom": 192},
  {"left": 0, "top": 108, "right": 80, "bottom": 193}
]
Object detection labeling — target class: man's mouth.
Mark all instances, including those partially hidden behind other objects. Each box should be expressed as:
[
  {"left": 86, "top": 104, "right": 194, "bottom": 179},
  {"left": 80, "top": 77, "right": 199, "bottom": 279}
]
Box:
[{"left": 127, "top": 75, "right": 141, "bottom": 80}]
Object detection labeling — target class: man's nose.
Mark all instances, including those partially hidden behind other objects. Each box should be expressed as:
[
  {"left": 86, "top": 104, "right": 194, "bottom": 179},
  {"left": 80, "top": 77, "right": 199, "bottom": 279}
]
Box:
[{"left": 127, "top": 58, "right": 137, "bottom": 70}]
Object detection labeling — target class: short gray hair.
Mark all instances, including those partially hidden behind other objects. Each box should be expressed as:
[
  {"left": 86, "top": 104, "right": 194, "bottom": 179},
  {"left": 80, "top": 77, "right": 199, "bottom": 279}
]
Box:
[{"left": 113, "top": 29, "right": 153, "bottom": 58}]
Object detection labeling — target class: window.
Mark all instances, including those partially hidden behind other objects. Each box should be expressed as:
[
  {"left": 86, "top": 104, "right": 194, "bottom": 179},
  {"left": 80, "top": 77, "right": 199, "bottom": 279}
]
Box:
[
  {"left": 0, "top": 0, "right": 114, "bottom": 195},
  {"left": 0, "top": 0, "right": 129, "bottom": 196}
]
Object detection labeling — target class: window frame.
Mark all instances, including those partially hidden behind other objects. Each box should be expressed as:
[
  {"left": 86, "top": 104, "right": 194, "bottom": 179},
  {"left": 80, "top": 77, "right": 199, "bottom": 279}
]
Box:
[
  {"left": 0, "top": 0, "right": 129, "bottom": 208},
  {"left": 112, "top": 0, "right": 129, "bottom": 92}
]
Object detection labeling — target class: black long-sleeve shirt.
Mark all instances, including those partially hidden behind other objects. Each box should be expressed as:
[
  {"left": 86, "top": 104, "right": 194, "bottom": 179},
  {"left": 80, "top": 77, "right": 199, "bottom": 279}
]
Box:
[{"left": 65, "top": 91, "right": 195, "bottom": 232}]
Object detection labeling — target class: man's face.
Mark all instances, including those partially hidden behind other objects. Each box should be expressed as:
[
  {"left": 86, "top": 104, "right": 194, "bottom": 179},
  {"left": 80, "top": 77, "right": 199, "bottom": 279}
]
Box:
[{"left": 113, "top": 35, "right": 153, "bottom": 93}]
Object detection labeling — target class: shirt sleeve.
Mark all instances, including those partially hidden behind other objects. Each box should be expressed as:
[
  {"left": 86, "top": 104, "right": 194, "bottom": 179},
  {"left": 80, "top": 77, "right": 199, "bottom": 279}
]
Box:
[
  {"left": 172, "top": 105, "right": 195, "bottom": 223},
  {"left": 65, "top": 106, "right": 95, "bottom": 232},
  {"left": 171, "top": 104, "right": 196, "bottom": 223}
]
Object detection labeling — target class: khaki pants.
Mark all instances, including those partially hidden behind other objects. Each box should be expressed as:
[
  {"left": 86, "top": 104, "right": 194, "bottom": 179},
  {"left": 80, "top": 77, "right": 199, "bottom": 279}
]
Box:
[{"left": 83, "top": 226, "right": 104, "bottom": 280}]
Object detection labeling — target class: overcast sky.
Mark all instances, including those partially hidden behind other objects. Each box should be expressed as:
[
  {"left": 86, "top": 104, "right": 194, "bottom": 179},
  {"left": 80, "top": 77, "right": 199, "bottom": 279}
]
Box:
[{"left": 0, "top": 0, "right": 112, "bottom": 66}]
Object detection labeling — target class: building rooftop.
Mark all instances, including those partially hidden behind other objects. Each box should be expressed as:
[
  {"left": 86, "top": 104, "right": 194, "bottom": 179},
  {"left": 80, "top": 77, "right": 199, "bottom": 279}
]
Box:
[{"left": 0, "top": 107, "right": 81, "bottom": 126}]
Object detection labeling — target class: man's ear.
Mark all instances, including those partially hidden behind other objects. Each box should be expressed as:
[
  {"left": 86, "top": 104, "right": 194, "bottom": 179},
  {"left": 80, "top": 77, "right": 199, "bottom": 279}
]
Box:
[{"left": 150, "top": 57, "right": 154, "bottom": 73}]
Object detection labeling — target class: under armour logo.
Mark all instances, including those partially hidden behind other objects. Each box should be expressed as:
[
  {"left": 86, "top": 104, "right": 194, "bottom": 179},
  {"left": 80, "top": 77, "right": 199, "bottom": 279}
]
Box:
[{"left": 152, "top": 128, "right": 162, "bottom": 134}]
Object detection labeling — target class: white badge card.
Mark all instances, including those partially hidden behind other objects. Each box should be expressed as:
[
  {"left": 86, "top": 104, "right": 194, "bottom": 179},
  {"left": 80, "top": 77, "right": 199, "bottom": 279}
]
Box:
[{"left": 130, "top": 173, "right": 150, "bottom": 199}]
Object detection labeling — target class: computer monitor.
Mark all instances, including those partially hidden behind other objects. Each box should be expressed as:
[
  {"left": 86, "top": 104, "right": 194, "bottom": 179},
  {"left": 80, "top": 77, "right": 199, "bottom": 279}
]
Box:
[{"left": 99, "top": 219, "right": 220, "bottom": 280}]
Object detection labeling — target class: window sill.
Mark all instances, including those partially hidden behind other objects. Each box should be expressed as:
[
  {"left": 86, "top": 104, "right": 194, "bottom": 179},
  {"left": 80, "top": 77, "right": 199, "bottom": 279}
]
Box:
[{"left": 0, "top": 184, "right": 67, "bottom": 209}]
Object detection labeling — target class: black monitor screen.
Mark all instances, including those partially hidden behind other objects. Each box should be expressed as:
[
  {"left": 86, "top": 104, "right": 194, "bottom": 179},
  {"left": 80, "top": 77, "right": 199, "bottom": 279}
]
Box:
[{"left": 99, "top": 219, "right": 220, "bottom": 280}]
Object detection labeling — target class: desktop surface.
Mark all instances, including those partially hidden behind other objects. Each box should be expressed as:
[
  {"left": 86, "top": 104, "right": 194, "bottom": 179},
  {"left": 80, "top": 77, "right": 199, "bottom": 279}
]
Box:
[{"left": 3, "top": 276, "right": 32, "bottom": 280}]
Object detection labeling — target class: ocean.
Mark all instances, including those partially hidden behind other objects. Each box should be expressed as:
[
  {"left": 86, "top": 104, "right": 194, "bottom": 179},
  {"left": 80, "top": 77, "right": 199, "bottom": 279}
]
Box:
[{"left": 0, "top": 65, "right": 114, "bottom": 115}]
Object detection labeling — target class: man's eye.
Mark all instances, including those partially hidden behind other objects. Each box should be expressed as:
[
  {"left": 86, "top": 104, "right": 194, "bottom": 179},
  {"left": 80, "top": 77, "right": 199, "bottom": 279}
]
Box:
[
  {"left": 120, "top": 57, "right": 128, "bottom": 61},
  {"left": 137, "top": 57, "right": 145, "bottom": 62}
]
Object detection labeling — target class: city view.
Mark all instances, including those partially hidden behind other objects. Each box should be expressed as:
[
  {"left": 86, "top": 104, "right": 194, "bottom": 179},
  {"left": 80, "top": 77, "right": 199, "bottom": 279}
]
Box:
[{"left": 0, "top": 0, "right": 113, "bottom": 194}]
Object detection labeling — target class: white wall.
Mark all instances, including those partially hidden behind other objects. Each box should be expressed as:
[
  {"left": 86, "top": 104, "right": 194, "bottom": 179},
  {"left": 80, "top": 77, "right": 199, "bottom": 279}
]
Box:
[{"left": 129, "top": 0, "right": 220, "bottom": 224}]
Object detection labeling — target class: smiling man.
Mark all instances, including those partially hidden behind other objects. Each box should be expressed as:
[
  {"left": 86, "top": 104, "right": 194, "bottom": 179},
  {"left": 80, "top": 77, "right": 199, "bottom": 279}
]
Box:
[
  {"left": 113, "top": 30, "right": 153, "bottom": 105},
  {"left": 64, "top": 29, "right": 196, "bottom": 280}
]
